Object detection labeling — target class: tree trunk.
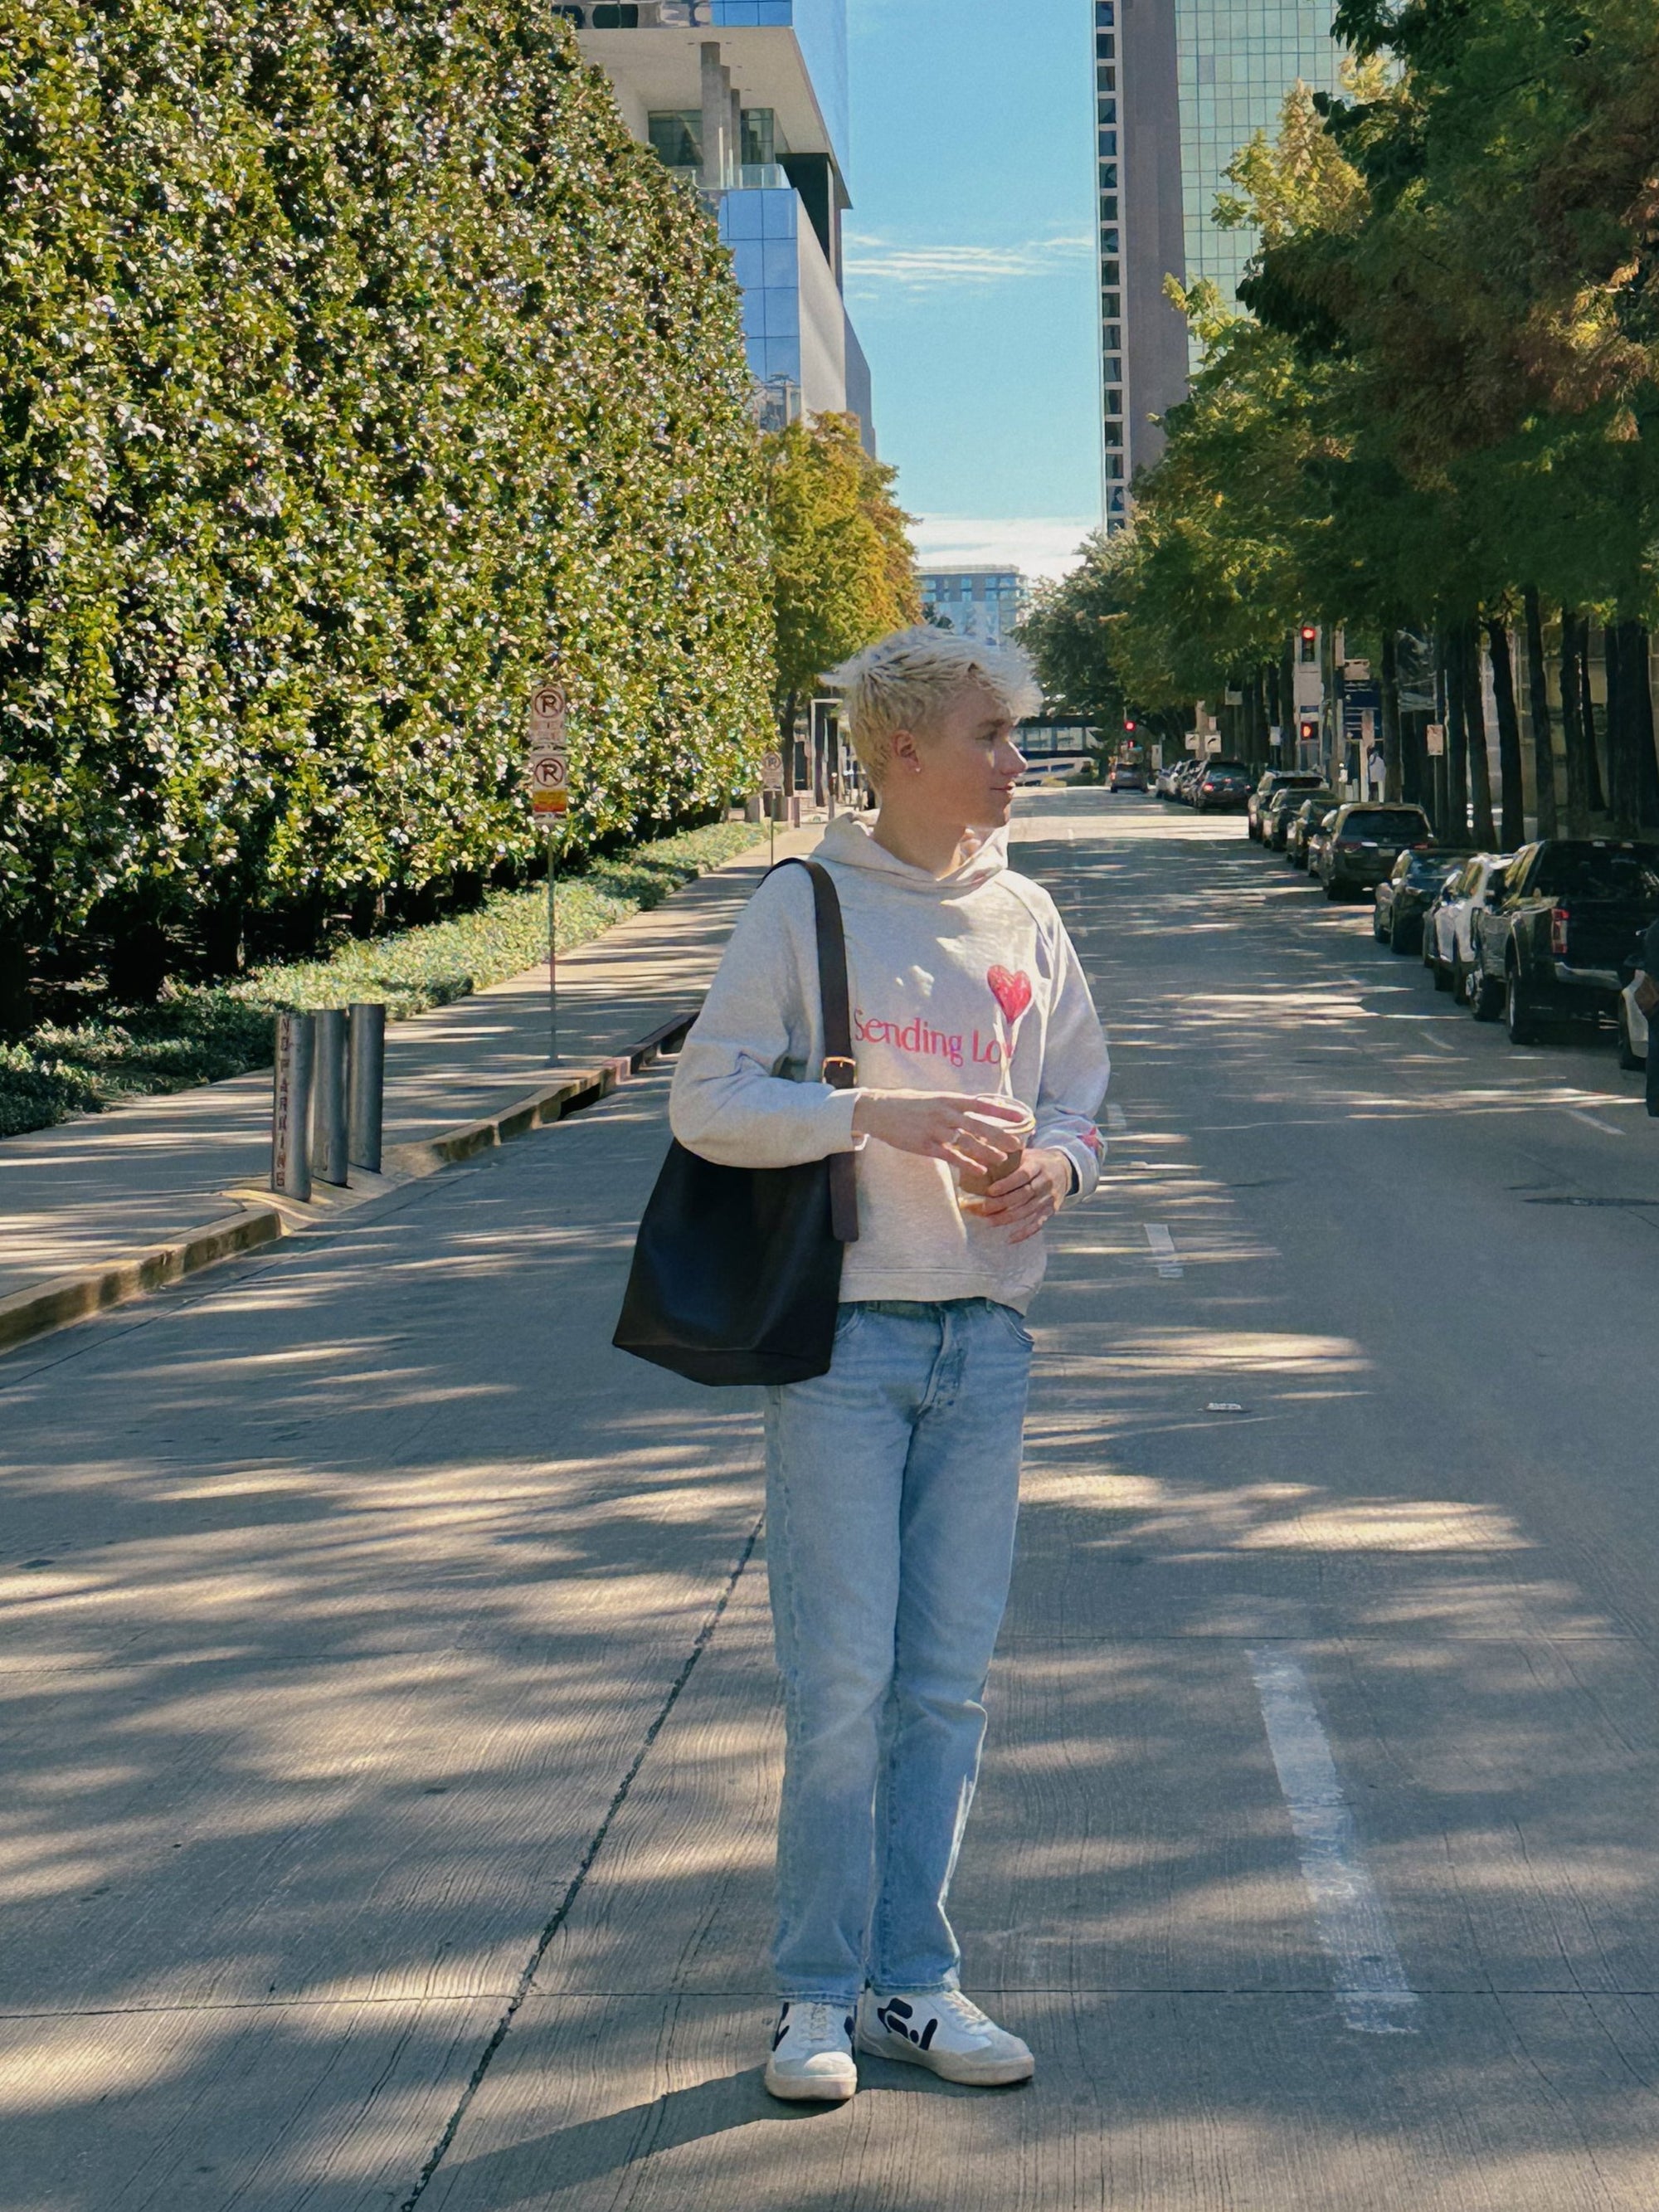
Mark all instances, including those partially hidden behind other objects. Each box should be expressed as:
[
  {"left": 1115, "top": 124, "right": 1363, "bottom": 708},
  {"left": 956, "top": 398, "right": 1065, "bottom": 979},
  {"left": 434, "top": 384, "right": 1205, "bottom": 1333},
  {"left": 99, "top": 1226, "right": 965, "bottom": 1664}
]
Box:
[
  {"left": 1431, "top": 637, "right": 1450, "bottom": 836},
  {"left": 779, "top": 690, "right": 798, "bottom": 801},
  {"left": 1604, "top": 624, "right": 1626, "bottom": 828},
  {"left": 105, "top": 916, "right": 170, "bottom": 1006},
  {"left": 0, "top": 926, "right": 30, "bottom": 1035},
  {"left": 1522, "top": 586, "right": 1558, "bottom": 838},
  {"left": 1486, "top": 618, "right": 1525, "bottom": 848},
  {"left": 1579, "top": 618, "right": 1607, "bottom": 812},
  {"left": 1443, "top": 626, "right": 1471, "bottom": 840},
  {"left": 1628, "top": 625, "right": 1659, "bottom": 829},
  {"left": 1381, "top": 632, "right": 1403, "bottom": 801},
  {"left": 1401, "top": 710, "right": 1425, "bottom": 808},
  {"left": 1559, "top": 611, "right": 1593, "bottom": 836},
  {"left": 1461, "top": 619, "right": 1497, "bottom": 846}
]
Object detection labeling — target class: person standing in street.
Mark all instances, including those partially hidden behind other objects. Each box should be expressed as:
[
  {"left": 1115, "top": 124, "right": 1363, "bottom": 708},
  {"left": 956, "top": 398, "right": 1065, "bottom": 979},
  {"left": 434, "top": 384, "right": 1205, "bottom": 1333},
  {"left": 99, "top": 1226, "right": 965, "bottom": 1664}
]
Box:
[{"left": 669, "top": 629, "right": 1110, "bottom": 2102}]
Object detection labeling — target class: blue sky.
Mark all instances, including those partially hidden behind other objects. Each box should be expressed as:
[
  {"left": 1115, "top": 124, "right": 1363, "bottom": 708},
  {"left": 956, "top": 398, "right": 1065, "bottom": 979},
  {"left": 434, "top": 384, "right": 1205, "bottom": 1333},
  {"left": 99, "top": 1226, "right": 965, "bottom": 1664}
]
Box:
[{"left": 845, "top": 0, "right": 1099, "bottom": 579}]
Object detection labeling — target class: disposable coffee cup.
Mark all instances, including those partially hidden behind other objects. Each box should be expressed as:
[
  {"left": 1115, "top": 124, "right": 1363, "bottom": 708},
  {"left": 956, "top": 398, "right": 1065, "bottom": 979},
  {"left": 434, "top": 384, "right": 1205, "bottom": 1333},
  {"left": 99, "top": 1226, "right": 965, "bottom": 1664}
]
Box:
[{"left": 955, "top": 1104, "right": 1037, "bottom": 1214}]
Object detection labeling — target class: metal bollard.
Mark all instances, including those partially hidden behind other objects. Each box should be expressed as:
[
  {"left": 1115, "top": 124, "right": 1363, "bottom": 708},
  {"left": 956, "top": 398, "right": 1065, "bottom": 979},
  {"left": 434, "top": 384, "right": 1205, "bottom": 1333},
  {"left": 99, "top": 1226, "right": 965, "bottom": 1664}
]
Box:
[
  {"left": 348, "top": 1001, "right": 387, "bottom": 1173},
  {"left": 271, "top": 1011, "right": 316, "bottom": 1201},
  {"left": 313, "top": 1008, "right": 349, "bottom": 1186}
]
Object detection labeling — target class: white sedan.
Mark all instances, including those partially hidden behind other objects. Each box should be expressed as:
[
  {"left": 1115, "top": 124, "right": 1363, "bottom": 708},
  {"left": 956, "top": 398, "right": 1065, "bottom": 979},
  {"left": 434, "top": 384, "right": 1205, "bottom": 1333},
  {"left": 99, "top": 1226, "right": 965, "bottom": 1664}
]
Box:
[
  {"left": 1618, "top": 977, "right": 1649, "bottom": 1069},
  {"left": 1425, "top": 853, "right": 1511, "bottom": 1002}
]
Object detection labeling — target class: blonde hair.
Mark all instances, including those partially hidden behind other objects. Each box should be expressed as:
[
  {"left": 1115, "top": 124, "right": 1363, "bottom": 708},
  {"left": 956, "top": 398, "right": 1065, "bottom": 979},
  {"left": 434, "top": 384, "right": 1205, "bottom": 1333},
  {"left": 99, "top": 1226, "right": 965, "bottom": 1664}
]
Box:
[{"left": 828, "top": 626, "right": 1042, "bottom": 788}]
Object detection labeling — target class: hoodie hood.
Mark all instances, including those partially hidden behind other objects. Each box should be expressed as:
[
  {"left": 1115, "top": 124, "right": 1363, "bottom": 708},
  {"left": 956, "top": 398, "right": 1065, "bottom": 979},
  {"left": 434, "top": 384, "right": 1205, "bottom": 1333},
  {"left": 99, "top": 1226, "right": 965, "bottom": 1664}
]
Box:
[{"left": 815, "top": 814, "right": 1010, "bottom": 897}]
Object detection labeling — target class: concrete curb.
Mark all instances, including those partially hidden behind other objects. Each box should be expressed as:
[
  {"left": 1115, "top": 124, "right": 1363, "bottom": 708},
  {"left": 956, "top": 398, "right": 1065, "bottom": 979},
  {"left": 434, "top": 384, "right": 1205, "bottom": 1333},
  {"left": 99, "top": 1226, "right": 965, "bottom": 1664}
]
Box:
[
  {"left": 0, "top": 1011, "right": 696, "bottom": 1361},
  {"left": 0, "top": 1206, "right": 285, "bottom": 1356}
]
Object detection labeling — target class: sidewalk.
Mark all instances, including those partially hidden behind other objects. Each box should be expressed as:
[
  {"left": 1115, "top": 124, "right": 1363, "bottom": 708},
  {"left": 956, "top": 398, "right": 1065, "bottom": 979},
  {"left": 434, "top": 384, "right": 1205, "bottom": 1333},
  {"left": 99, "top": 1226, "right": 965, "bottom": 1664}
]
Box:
[{"left": 0, "top": 820, "right": 827, "bottom": 1333}]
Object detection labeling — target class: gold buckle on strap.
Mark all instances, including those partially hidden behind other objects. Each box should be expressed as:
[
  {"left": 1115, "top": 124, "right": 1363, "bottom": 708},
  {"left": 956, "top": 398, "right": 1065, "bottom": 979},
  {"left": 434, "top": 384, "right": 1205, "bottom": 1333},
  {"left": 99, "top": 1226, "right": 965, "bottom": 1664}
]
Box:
[{"left": 821, "top": 1055, "right": 859, "bottom": 1087}]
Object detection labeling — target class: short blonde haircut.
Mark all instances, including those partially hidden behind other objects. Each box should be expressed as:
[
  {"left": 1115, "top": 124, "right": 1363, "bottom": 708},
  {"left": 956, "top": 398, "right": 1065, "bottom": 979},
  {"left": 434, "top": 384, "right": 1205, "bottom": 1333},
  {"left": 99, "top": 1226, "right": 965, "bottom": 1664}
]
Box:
[{"left": 828, "top": 626, "right": 1042, "bottom": 789}]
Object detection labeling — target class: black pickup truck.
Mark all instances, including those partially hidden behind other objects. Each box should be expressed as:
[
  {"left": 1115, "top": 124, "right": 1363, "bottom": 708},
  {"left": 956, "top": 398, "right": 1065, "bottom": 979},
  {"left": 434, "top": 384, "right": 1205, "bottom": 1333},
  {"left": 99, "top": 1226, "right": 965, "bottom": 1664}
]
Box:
[{"left": 1471, "top": 838, "right": 1659, "bottom": 1042}]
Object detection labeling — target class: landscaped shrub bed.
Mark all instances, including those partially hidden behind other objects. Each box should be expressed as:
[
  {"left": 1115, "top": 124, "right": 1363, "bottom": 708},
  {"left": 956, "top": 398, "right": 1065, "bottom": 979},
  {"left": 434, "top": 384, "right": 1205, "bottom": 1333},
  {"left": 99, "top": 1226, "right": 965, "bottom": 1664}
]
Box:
[
  {"left": 0, "top": 0, "right": 773, "bottom": 1024},
  {"left": 0, "top": 819, "right": 761, "bottom": 1135}
]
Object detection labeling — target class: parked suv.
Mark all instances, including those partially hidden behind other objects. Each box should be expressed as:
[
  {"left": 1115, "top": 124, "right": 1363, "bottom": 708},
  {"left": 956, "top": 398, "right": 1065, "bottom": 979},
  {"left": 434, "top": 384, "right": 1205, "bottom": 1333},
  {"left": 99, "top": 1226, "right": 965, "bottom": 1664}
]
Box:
[
  {"left": 1248, "top": 769, "right": 1324, "bottom": 840},
  {"left": 1316, "top": 804, "right": 1433, "bottom": 899},
  {"left": 1468, "top": 838, "right": 1659, "bottom": 1043}
]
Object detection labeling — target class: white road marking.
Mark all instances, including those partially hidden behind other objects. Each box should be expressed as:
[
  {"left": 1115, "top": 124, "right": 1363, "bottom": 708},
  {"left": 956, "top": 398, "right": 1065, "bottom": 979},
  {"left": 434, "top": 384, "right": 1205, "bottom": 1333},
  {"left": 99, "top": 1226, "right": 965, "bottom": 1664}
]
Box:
[
  {"left": 1106, "top": 1104, "right": 1129, "bottom": 1134},
  {"left": 1143, "top": 1223, "right": 1183, "bottom": 1278},
  {"left": 1248, "top": 1648, "right": 1419, "bottom": 2035},
  {"left": 1422, "top": 1032, "right": 1458, "bottom": 1052},
  {"left": 1567, "top": 1110, "right": 1627, "bottom": 1137}
]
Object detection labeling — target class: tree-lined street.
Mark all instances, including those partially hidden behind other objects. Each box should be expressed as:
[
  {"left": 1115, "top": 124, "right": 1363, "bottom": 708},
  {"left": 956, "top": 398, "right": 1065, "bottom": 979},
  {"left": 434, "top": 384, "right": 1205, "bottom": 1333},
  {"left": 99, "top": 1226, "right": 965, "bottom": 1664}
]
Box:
[{"left": 8, "top": 789, "right": 1659, "bottom": 2207}]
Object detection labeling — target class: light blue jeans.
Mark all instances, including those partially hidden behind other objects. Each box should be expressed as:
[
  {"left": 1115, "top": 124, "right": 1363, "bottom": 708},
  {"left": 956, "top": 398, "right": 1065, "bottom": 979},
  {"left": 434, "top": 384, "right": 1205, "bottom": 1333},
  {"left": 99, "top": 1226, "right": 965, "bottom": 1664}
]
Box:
[{"left": 763, "top": 1297, "right": 1033, "bottom": 2002}]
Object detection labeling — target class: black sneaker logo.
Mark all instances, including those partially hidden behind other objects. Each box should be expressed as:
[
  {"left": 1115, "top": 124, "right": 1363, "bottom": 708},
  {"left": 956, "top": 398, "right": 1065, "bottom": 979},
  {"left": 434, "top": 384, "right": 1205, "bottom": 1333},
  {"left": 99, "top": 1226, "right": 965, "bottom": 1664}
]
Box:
[
  {"left": 876, "top": 1998, "right": 937, "bottom": 2051},
  {"left": 772, "top": 2008, "right": 791, "bottom": 2052}
]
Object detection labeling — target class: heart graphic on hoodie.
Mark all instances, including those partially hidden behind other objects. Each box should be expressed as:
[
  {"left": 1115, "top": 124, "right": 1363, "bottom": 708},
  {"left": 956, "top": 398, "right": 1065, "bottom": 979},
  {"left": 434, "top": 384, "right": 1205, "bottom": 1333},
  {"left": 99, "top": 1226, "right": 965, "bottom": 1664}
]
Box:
[{"left": 987, "top": 966, "right": 1033, "bottom": 1025}]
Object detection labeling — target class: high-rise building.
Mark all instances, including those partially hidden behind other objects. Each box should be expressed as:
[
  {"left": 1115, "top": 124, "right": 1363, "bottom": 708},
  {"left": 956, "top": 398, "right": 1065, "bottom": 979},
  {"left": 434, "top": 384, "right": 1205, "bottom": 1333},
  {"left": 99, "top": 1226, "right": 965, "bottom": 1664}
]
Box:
[
  {"left": 917, "top": 567, "right": 1031, "bottom": 649},
  {"left": 571, "top": 1, "right": 873, "bottom": 446},
  {"left": 1100, "top": 0, "right": 1344, "bottom": 521}
]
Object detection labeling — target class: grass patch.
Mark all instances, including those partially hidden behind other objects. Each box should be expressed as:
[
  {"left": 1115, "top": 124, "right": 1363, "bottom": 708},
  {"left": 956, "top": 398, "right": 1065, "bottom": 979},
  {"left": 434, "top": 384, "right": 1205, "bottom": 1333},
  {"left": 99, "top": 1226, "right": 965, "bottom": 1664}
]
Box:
[{"left": 0, "top": 820, "right": 763, "bottom": 1138}]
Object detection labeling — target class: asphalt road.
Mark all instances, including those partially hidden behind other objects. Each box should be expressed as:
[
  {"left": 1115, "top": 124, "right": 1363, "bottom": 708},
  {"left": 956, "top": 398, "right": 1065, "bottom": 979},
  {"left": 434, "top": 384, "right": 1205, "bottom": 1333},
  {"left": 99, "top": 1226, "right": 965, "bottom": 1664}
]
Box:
[{"left": 5, "top": 789, "right": 1659, "bottom": 2210}]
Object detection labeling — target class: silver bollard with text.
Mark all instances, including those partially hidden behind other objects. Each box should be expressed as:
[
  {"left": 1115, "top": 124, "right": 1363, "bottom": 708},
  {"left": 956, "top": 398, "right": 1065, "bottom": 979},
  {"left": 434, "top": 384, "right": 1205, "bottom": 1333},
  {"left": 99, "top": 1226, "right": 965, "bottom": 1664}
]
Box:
[
  {"left": 271, "top": 1011, "right": 316, "bottom": 1201},
  {"left": 314, "top": 1008, "right": 349, "bottom": 1186},
  {"left": 348, "top": 1001, "right": 387, "bottom": 1173}
]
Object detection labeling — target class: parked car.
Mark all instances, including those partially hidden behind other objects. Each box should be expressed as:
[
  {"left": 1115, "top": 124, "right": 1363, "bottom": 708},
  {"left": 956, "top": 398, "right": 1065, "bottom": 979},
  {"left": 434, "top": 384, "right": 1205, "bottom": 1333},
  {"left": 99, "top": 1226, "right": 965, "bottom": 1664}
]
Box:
[
  {"left": 1374, "top": 847, "right": 1464, "bottom": 953},
  {"left": 1263, "top": 784, "right": 1316, "bottom": 851},
  {"left": 1154, "top": 761, "right": 1183, "bottom": 797},
  {"left": 1471, "top": 838, "right": 1659, "bottom": 1043},
  {"left": 1423, "top": 853, "right": 1511, "bottom": 1006},
  {"left": 1287, "top": 791, "right": 1341, "bottom": 867},
  {"left": 1617, "top": 935, "right": 1649, "bottom": 1069},
  {"left": 1175, "top": 759, "right": 1208, "bottom": 802},
  {"left": 1191, "top": 759, "right": 1254, "bottom": 813},
  {"left": 1108, "top": 763, "right": 1148, "bottom": 792},
  {"left": 1304, "top": 806, "right": 1344, "bottom": 879},
  {"left": 1316, "top": 803, "right": 1433, "bottom": 900},
  {"left": 1248, "top": 769, "right": 1325, "bottom": 841}
]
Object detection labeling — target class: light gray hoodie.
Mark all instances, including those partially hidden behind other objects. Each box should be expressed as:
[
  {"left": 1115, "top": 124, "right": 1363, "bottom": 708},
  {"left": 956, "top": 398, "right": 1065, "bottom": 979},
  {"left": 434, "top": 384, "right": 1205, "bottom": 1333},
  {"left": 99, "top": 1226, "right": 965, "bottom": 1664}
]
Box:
[{"left": 669, "top": 816, "right": 1110, "bottom": 1313}]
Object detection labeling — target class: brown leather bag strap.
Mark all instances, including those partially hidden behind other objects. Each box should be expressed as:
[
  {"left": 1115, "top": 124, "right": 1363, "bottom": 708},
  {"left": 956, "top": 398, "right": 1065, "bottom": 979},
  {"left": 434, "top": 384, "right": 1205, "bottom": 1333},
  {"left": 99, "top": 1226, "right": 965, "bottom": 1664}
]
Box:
[{"left": 771, "top": 857, "right": 859, "bottom": 1245}]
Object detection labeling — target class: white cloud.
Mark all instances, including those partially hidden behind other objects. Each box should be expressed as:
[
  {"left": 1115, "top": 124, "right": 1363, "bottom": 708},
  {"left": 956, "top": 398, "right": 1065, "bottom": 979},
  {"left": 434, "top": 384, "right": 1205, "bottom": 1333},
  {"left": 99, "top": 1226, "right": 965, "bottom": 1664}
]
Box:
[
  {"left": 844, "top": 232, "right": 1094, "bottom": 293},
  {"left": 908, "top": 515, "right": 1100, "bottom": 585}
]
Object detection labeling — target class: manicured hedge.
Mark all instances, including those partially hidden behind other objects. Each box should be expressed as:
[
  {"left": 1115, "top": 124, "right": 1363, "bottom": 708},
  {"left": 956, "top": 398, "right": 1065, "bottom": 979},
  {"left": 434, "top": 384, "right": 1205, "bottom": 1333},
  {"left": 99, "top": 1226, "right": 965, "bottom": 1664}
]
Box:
[{"left": 0, "top": 0, "right": 772, "bottom": 1011}]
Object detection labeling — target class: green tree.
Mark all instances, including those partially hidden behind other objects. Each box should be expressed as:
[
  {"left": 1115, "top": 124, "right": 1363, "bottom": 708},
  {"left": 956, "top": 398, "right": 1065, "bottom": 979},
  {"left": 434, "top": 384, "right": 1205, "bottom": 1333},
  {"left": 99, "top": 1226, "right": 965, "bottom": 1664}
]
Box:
[{"left": 762, "top": 412, "right": 919, "bottom": 780}]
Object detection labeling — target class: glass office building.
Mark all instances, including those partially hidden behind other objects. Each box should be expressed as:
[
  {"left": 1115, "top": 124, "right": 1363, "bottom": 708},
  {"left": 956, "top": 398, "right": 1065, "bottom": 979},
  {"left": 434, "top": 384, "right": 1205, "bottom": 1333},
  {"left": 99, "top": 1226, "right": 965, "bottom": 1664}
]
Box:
[
  {"left": 1174, "top": 0, "right": 1345, "bottom": 309},
  {"left": 573, "top": 0, "right": 870, "bottom": 444},
  {"left": 917, "top": 568, "right": 1030, "bottom": 650},
  {"left": 1103, "top": 0, "right": 1342, "bottom": 526}
]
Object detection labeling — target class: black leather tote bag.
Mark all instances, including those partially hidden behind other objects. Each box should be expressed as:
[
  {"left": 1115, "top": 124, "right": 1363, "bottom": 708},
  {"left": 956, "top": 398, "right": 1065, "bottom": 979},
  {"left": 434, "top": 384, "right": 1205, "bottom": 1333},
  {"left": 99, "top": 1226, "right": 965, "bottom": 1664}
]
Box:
[{"left": 612, "top": 858, "right": 859, "bottom": 1386}]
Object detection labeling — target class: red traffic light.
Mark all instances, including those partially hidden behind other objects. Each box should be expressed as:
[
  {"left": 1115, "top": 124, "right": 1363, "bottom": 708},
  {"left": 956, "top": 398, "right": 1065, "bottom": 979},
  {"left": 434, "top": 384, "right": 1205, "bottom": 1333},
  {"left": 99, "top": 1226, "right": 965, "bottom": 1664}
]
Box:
[
  {"left": 1123, "top": 719, "right": 1136, "bottom": 732},
  {"left": 1298, "top": 718, "right": 1318, "bottom": 740},
  {"left": 1300, "top": 625, "right": 1316, "bottom": 641}
]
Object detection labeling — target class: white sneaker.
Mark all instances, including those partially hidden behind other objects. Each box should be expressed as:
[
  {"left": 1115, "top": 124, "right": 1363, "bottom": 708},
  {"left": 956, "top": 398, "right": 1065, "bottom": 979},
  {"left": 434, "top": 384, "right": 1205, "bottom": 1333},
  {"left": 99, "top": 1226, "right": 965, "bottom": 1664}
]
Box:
[
  {"left": 763, "top": 2000, "right": 859, "bottom": 2102},
  {"left": 856, "top": 1987, "right": 1035, "bottom": 2086}
]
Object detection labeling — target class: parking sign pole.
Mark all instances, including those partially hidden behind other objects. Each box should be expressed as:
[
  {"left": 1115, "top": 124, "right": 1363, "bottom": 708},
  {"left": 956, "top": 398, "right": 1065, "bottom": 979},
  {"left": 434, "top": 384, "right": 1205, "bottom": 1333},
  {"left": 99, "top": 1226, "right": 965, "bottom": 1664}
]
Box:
[{"left": 526, "top": 673, "right": 570, "bottom": 1065}]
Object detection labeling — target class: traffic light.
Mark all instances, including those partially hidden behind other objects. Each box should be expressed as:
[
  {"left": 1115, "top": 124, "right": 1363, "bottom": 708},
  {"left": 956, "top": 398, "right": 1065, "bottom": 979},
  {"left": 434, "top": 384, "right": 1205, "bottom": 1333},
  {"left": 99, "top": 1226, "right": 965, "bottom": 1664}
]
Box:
[
  {"left": 1123, "top": 719, "right": 1136, "bottom": 733},
  {"left": 1298, "top": 624, "right": 1318, "bottom": 664},
  {"left": 1298, "top": 717, "right": 1318, "bottom": 743}
]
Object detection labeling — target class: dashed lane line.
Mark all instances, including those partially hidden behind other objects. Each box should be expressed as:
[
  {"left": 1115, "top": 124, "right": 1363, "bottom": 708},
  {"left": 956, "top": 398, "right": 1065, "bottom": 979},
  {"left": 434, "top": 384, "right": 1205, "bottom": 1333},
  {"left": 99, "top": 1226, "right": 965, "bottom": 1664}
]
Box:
[
  {"left": 1248, "top": 1647, "right": 1419, "bottom": 2037},
  {"left": 1566, "top": 1109, "right": 1627, "bottom": 1137}
]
